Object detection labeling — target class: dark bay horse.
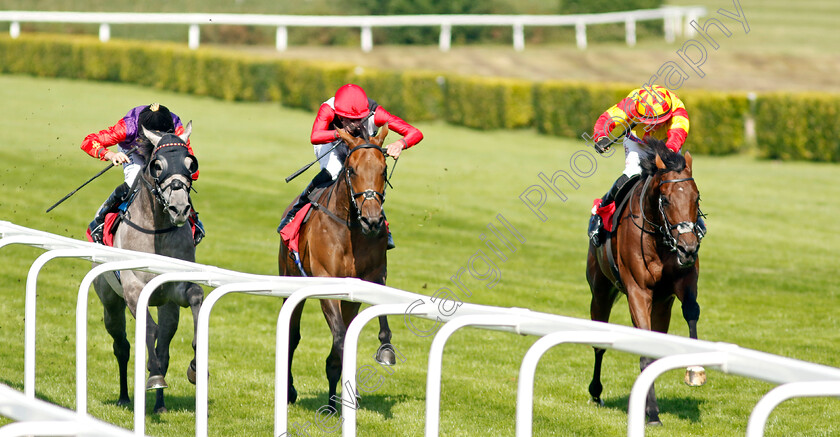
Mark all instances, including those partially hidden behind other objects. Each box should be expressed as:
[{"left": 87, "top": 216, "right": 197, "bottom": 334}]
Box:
[
  {"left": 279, "top": 125, "right": 396, "bottom": 407},
  {"left": 586, "top": 138, "right": 704, "bottom": 426},
  {"left": 93, "top": 124, "right": 204, "bottom": 413}
]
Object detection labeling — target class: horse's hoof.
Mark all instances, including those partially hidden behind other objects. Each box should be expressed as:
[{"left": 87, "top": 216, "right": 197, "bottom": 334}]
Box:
[
  {"left": 146, "top": 375, "right": 168, "bottom": 390},
  {"left": 375, "top": 345, "right": 397, "bottom": 366},
  {"left": 589, "top": 397, "right": 604, "bottom": 407},
  {"left": 187, "top": 363, "right": 197, "bottom": 385},
  {"left": 154, "top": 406, "right": 168, "bottom": 414},
  {"left": 684, "top": 366, "right": 707, "bottom": 387},
  {"left": 647, "top": 420, "right": 663, "bottom": 427},
  {"left": 288, "top": 386, "right": 298, "bottom": 404},
  {"left": 116, "top": 398, "right": 131, "bottom": 407}
]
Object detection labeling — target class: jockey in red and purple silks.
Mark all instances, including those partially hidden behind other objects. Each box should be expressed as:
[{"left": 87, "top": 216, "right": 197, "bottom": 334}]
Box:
[
  {"left": 278, "top": 84, "right": 424, "bottom": 249},
  {"left": 80, "top": 103, "right": 204, "bottom": 245}
]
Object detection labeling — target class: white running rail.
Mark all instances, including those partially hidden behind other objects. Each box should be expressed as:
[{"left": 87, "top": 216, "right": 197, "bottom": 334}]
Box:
[
  {"left": 2, "top": 220, "right": 840, "bottom": 437},
  {"left": 0, "top": 7, "right": 705, "bottom": 52}
]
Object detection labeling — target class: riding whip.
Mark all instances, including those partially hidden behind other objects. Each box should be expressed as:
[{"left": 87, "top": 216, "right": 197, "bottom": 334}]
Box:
[
  {"left": 284, "top": 111, "right": 376, "bottom": 183},
  {"left": 45, "top": 144, "right": 140, "bottom": 213}
]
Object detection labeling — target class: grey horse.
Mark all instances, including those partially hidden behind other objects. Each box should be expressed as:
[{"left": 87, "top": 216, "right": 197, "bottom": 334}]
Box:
[{"left": 92, "top": 122, "right": 204, "bottom": 414}]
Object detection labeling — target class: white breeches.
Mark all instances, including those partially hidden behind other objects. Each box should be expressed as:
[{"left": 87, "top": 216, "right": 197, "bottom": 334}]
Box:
[
  {"left": 124, "top": 163, "right": 141, "bottom": 186},
  {"left": 622, "top": 136, "right": 655, "bottom": 177},
  {"left": 314, "top": 141, "right": 343, "bottom": 179}
]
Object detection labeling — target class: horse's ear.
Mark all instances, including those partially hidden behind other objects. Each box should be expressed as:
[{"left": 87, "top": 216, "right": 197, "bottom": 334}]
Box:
[
  {"left": 655, "top": 153, "right": 666, "bottom": 170},
  {"left": 179, "top": 121, "right": 192, "bottom": 143},
  {"left": 373, "top": 123, "right": 389, "bottom": 146},
  {"left": 685, "top": 151, "right": 693, "bottom": 172},
  {"left": 142, "top": 126, "right": 163, "bottom": 147},
  {"left": 336, "top": 128, "right": 363, "bottom": 149}
]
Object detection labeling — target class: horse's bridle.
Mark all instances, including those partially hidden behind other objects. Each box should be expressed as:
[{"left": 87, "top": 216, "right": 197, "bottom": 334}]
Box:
[
  {"left": 143, "top": 143, "right": 195, "bottom": 210},
  {"left": 343, "top": 143, "right": 388, "bottom": 225},
  {"left": 640, "top": 175, "right": 704, "bottom": 253}
]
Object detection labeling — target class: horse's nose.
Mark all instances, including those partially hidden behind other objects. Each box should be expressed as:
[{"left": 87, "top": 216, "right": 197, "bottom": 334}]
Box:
[
  {"left": 677, "top": 242, "right": 699, "bottom": 267},
  {"left": 168, "top": 204, "right": 191, "bottom": 223},
  {"left": 360, "top": 215, "right": 383, "bottom": 233}
]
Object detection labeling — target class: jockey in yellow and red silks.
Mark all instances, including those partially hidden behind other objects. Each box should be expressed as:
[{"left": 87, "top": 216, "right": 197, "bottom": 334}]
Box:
[{"left": 587, "top": 85, "right": 699, "bottom": 247}]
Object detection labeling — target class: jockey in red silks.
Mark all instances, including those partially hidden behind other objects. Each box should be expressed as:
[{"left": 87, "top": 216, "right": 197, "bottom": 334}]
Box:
[
  {"left": 80, "top": 103, "right": 205, "bottom": 245},
  {"left": 278, "top": 83, "right": 424, "bottom": 249},
  {"left": 587, "top": 84, "right": 704, "bottom": 246}
]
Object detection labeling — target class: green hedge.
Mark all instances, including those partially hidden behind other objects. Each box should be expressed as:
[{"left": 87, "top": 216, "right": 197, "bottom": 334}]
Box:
[
  {"left": 678, "top": 90, "right": 750, "bottom": 155},
  {"left": 444, "top": 76, "right": 533, "bottom": 129},
  {"left": 533, "top": 81, "right": 628, "bottom": 138},
  {"left": 755, "top": 93, "right": 840, "bottom": 162},
  {"left": 3, "top": 34, "right": 838, "bottom": 161}
]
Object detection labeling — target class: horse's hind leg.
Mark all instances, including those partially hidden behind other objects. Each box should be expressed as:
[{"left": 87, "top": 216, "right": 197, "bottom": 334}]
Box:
[
  {"left": 375, "top": 316, "right": 396, "bottom": 366},
  {"left": 99, "top": 288, "right": 131, "bottom": 406},
  {"left": 153, "top": 302, "right": 180, "bottom": 414}
]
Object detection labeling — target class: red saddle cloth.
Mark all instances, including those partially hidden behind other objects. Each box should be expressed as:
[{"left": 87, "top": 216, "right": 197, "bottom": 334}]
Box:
[
  {"left": 280, "top": 203, "right": 313, "bottom": 253},
  {"left": 593, "top": 198, "right": 617, "bottom": 232},
  {"left": 85, "top": 212, "right": 120, "bottom": 246}
]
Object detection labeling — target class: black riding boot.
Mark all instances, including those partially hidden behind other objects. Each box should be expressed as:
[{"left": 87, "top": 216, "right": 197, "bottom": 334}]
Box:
[
  {"left": 588, "top": 214, "right": 603, "bottom": 247},
  {"left": 602, "top": 173, "right": 631, "bottom": 207},
  {"left": 588, "top": 174, "right": 630, "bottom": 247},
  {"left": 89, "top": 182, "right": 130, "bottom": 244},
  {"left": 191, "top": 211, "right": 205, "bottom": 246},
  {"left": 383, "top": 211, "right": 395, "bottom": 250},
  {"left": 277, "top": 169, "right": 331, "bottom": 234}
]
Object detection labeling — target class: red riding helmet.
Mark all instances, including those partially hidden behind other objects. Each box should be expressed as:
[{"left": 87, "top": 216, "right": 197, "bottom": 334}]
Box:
[{"left": 334, "top": 84, "right": 370, "bottom": 119}]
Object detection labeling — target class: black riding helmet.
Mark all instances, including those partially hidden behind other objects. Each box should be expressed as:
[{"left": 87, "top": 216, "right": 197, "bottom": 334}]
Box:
[{"left": 138, "top": 103, "right": 175, "bottom": 133}]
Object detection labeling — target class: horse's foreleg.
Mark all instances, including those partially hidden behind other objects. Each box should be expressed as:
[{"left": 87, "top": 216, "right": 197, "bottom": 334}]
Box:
[
  {"left": 185, "top": 282, "right": 204, "bottom": 385},
  {"left": 588, "top": 270, "right": 618, "bottom": 406},
  {"left": 101, "top": 295, "right": 131, "bottom": 406},
  {"left": 323, "top": 300, "right": 353, "bottom": 408},
  {"left": 153, "top": 302, "right": 180, "bottom": 414},
  {"left": 375, "top": 316, "right": 396, "bottom": 366},
  {"left": 679, "top": 281, "right": 705, "bottom": 386},
  {"left": 285, "top": 297, "right": 306, "bottom": 404},
  {"left": 640, "top": 356, "right": 662, "bottom": 426},
  {"left": 144, "top": 309, "right": 167, "bottom": 391}
]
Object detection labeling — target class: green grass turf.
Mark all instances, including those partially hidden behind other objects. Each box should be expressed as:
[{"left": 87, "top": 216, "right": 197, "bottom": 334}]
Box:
[{"left": 1, "top": 74, "right": 839, "bottom": 436}]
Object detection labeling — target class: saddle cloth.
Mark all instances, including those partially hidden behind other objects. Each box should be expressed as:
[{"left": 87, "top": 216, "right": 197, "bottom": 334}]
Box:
[
  {"left": 593, "top": 174, "right": 642, "bottom": 235},
  {"left": 85, "top": 212, "right": 121, "bottom": 246},
  {"left": 279, "top": 203, "right": 313, "bottom": 253}
]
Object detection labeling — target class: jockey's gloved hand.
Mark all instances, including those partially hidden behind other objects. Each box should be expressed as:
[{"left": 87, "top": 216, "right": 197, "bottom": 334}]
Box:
[{"left": 595, "top": 137, "right": 612, "bottom": 154}]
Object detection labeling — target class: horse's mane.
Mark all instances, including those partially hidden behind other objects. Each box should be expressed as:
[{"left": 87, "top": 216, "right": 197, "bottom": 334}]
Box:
[
  {"left": 135, "top": 136, "right": 155, "bottom": 164},
  {"left": 640, "top": 138, "right": 686, "bottom": 177}
]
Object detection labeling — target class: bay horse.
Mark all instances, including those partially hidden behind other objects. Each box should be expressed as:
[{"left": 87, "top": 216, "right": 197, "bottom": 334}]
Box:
[
  {"left": 586, "top": 138, "right": 704, "bottom": 426},
  {"left": 92, "top": 123, "right": 204, "bottom": 413},
  {"left": 278, "top": 125, "right": 397, "bottom": 407}
]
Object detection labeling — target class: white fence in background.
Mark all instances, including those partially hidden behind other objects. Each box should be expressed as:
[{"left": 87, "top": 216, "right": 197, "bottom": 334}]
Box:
[
  {"left": 2, "top": 220, "right": 839, "bottom": 437},
  {"left": 0, "top": 7, "right": 705, "bottom": 52}
]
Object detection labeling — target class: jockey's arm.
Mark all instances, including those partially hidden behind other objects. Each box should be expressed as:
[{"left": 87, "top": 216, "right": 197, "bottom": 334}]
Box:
[
  {"left": 593, "top": 97, "right": 636, "bottom": 142},
  {"left": 665, "top": 98, "right": 690, "bottom": 153},
  {"left": 373, "top": 107, "right": 423, "bottom": 158},
  {"left": 81, "top": 119, "right": 128, "bottom": 162},
  {"left": 310, "top": 103, "right": 341, "bottom": 145}
]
